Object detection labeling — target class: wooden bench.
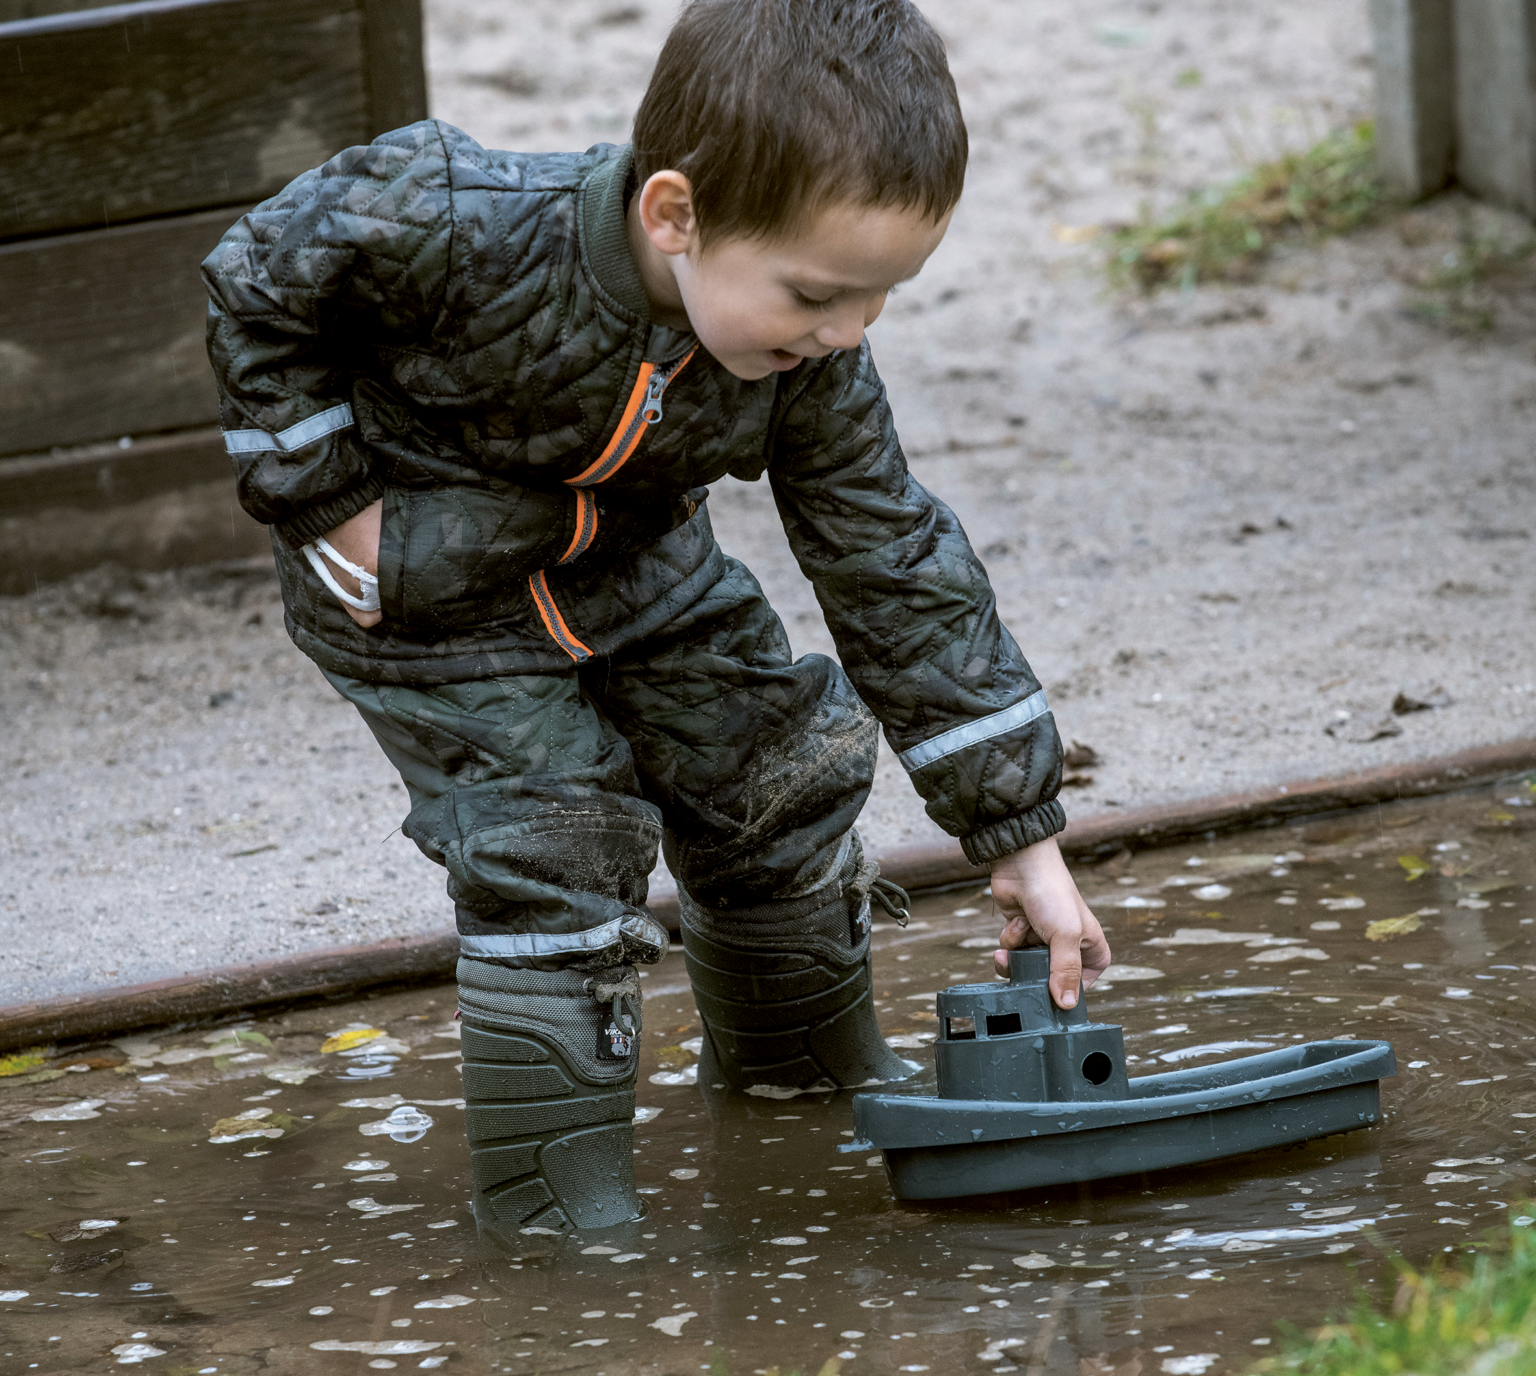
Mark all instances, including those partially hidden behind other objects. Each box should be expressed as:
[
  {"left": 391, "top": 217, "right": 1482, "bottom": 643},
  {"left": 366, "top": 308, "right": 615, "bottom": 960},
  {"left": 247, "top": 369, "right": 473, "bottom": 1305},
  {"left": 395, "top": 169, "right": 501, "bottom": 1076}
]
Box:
[{"left": 0, "top": 0, "right": 426, "bottom": 592}]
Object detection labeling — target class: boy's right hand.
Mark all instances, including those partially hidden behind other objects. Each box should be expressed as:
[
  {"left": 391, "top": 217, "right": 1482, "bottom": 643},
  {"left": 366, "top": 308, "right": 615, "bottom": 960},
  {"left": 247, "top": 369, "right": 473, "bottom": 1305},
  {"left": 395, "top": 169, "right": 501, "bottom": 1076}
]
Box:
[{"left": 321, "top": 499, "right": 384, "bottom": 627}]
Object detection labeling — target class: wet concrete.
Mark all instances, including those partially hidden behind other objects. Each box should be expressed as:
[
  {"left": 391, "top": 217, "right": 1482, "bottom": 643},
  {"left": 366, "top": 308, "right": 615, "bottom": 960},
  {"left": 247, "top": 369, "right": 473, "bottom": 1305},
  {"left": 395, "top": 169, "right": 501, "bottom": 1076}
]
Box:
[{"left": 2, "top": 778, "right": 1534, "bottom": 1374}]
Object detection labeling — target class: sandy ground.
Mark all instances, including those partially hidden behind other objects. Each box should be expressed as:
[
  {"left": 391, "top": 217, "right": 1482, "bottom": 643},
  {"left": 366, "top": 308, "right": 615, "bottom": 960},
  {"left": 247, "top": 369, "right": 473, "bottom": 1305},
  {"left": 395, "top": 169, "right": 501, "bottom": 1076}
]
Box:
[{"left": 3, "top": 0, "right": 1535, "bottom": 1006}]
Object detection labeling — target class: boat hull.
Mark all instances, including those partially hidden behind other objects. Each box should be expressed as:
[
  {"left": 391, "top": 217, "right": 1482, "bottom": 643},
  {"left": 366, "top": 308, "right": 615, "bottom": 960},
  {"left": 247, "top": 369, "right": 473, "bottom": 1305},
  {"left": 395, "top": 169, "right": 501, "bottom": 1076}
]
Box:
[{"left": 854, "top": 1040, "right": 1395, "bottom": 1201}]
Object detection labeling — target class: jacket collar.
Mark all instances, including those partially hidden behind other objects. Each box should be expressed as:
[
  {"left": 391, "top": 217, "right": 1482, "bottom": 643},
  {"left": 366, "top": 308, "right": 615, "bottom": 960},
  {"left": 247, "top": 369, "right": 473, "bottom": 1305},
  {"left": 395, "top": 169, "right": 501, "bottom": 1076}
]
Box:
[{"left": 579, "top": 146, "right": 652, "bottom": 321}]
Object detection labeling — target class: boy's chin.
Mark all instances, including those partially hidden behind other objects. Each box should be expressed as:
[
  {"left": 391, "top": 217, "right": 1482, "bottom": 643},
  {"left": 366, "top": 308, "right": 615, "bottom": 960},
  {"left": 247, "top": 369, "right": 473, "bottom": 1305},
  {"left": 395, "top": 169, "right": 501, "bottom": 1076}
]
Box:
[{"left": 711, "top": 346, "right": 807, "bottom": 380}]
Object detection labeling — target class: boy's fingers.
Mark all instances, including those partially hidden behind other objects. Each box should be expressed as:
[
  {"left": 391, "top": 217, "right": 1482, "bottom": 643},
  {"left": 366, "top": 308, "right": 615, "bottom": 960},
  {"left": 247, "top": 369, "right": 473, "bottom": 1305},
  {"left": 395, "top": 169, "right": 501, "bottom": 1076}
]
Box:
[
  {"left": 996, "top": 914, "right": 1029, "bottom": 950},
  {"left": 992, "top": 914, "right": 1025, "bottom": 977},
  {"left": 1077, "top": 906, "right": 1113, "bottom": 986},
  {"left": 1047, "top": 930, "right": 1083, "bottom": 1009}
]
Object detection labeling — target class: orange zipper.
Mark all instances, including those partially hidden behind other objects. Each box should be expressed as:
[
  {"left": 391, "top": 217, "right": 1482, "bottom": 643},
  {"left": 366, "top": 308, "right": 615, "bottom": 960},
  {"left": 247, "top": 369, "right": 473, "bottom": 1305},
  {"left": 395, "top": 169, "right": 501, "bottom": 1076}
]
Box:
[
  {"left": 555, "top": 489, "right": 597, "bottom": 565},
  {"left": 531, "top": 347, "right": 698, "bottom": 662},
  {"left": 528, "top": 569, "right": 593, "bottom": 662},
  {"left": 567, "top": 348, "right": 697, "bottom": 488}
]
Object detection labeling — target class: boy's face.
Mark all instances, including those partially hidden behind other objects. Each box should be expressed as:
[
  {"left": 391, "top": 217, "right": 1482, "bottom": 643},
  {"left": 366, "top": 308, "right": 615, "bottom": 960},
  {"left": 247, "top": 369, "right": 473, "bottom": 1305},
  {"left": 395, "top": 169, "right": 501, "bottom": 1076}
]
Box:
[{"left": 629, "top": 175, "right": 952, "bottom": 380}]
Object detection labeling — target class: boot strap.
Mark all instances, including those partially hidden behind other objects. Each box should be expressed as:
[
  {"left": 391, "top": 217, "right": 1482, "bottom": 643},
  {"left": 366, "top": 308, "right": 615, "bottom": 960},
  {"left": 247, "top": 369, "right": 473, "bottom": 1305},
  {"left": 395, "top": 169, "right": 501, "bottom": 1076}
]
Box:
[
  {"left": 846, "top": 849, "right": 910, "bottom": 936},
  {"left": 869, "top": 876, "right": 910, "bottom": 927},
  {"left": 584, "top": 969, "right": 641, "bottom": 1061}
]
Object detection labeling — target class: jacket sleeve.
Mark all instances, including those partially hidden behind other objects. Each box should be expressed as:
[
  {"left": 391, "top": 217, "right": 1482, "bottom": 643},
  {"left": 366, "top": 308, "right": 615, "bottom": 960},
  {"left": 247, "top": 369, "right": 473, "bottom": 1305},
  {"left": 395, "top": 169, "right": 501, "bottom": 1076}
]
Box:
[
  {"left": 201, "top": 121, "right": 457, "bottom": 547},
  {"left": 767, "top": 343, "right": 1065, "bottom": 865}
]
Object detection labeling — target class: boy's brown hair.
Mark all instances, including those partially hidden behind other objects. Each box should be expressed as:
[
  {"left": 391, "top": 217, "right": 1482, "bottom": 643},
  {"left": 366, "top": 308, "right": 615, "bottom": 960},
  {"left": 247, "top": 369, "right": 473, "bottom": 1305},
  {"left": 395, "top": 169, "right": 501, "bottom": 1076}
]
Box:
[{"left": 632, "top": 0, "right": 967, "bottom": 245}]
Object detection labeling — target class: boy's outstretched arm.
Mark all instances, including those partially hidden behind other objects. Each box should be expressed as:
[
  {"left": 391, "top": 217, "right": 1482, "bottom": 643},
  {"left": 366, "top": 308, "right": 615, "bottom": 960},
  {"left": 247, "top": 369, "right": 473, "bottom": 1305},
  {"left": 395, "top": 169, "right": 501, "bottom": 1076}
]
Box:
[{"left": 990, "top": 838, "right": 1111, "bottom": 1009}]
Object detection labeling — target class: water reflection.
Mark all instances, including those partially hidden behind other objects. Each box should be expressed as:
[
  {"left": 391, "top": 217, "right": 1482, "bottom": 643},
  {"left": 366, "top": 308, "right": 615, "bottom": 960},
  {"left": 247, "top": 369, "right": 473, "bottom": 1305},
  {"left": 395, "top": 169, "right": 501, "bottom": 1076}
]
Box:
[{"left": 1, "top": 778, "right": 1533, "bottom": 1372}]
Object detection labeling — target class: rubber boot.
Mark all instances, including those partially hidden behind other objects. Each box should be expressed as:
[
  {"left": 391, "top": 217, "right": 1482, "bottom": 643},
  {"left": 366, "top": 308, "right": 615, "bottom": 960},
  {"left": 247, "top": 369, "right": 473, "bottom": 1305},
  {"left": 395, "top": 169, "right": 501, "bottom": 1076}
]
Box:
[
  {"left": 679, "top": 833, "right": 916, "bottom": 1092},
  {"left": 456, "top": 959, "right": 643, "bottom": 1239}
]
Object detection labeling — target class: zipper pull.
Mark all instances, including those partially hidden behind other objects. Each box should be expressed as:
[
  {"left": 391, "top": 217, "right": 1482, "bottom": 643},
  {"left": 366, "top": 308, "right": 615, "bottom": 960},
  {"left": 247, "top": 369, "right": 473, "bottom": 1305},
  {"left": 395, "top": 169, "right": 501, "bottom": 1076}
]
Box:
[{"left": 641, "top": 368, "right": 669, "bottom": 425}]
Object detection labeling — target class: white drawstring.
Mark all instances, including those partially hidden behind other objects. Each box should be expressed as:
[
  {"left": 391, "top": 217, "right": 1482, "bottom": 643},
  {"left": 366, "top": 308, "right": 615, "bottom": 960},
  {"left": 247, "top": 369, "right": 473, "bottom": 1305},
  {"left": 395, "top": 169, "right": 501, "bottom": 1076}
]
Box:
[{"left": 302, "top": 536, "right": 380, "bottom": 612}]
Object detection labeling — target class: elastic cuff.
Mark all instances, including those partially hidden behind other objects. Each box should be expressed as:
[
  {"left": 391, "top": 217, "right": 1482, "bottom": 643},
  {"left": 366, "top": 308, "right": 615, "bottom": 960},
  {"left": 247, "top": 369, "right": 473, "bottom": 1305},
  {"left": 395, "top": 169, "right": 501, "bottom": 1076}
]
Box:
[
  {"left": 959, "top": 800, "right": 1067, "bottom": 867},
  {"left": 272, "top": 472, "right": 387, "bottom": 548}
]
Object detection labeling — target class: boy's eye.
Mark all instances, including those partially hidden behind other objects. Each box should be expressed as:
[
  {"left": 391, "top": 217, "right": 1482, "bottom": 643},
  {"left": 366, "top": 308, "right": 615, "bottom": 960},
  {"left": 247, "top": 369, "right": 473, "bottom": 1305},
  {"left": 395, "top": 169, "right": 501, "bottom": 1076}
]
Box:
[{"left": 793, "top": 290, "right": 836, "bottom": 311}]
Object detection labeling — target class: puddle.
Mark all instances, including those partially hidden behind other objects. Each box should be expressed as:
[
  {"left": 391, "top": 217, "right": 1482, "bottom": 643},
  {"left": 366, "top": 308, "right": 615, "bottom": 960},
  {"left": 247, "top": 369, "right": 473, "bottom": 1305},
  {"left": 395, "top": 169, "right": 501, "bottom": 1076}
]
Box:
[{"left": 2, "top": 779, "right": 1535, "bottom": 1373}]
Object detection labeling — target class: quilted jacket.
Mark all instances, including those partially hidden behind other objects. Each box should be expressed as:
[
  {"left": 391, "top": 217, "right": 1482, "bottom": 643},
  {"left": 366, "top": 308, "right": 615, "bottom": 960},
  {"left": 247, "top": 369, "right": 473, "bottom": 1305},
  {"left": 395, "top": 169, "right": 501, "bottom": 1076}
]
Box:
[{"left": 201, "top": 120, "right": 1064, "bottom": 864}]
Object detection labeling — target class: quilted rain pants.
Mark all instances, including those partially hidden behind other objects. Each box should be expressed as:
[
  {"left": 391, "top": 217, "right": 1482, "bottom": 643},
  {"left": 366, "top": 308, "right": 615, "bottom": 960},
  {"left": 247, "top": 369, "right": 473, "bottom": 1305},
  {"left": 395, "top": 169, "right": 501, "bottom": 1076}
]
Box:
[{"left": 321, "top": 556, "right": 879, "bottom": 969}]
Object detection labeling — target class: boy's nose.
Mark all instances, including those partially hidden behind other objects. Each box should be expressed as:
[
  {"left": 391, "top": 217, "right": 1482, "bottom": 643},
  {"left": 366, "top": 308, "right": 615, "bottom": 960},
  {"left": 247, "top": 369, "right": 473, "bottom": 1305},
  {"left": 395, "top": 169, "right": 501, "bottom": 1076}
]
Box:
[{"left": 814, "top": 306, "right": 868, "bottom": 351}]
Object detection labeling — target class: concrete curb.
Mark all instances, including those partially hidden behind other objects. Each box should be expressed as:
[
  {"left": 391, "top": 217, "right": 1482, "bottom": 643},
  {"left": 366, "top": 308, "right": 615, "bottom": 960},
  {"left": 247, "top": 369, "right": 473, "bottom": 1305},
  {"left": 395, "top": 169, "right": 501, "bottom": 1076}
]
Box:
[{"left": 3, "top": 737, "right": 1532, "bottom": 1052}]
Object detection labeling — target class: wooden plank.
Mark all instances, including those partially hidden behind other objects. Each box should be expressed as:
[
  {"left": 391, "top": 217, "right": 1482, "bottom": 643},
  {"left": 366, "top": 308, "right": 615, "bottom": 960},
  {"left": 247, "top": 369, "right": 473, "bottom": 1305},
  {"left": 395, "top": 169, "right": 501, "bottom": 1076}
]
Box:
[
  {"left": 0, "top": 0, "right": 123, "bottom": 21},
  {"left": 0, "top": 426, "right": 228, "bottom": 510},
  {"left": 361, "top": 0, "right": 427, "bottom": 136},
  {"left": 0, "top": 208, "right": 245, "bottom": 456},
  {"left": 0, "top": 0, "right": 368, "bottom": 240},
  {"left": 0, "top": 476, "right": 270, "bottom": 595},
  {"left": 0, "top": 427, "right": 270, "bottom": 593}
]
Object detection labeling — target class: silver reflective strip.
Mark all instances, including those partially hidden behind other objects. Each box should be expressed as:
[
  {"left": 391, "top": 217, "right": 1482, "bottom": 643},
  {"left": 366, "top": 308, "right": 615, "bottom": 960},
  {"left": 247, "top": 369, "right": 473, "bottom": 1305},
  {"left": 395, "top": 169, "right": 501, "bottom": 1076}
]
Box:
[
  {"left": 460, "top": 920, "right": 628, "bottom": 961},
  {"left": 897, "top": 689, "right": 1051, "bottom": 773},
  {"left": 223, "top": 402, "right": 354, "bottom": 455}
]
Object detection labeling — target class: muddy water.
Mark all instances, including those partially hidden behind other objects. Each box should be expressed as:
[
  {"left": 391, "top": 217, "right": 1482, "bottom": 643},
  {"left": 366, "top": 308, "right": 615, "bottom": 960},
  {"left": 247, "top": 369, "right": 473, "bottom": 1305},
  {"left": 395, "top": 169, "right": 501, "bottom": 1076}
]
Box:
[{"left": 3, "top": 779, "right": 1535, "bottom": 1375}]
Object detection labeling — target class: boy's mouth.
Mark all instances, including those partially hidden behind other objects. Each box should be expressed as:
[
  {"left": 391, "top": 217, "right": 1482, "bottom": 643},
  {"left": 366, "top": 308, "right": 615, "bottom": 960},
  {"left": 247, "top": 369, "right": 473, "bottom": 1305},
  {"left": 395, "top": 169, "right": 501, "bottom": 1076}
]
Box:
[{"left": 766, "top": 349, "right": 803, "bottom": 371}]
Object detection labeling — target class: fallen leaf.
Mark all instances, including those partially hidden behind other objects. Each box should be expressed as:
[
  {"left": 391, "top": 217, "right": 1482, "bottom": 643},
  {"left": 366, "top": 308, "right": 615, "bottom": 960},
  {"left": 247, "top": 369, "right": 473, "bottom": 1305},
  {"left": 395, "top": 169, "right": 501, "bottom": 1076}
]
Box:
[
  {"left": 0, "top": 1047, "right": 49, "bottom": 1078},
  {"left": 209, "top": 1110, "right": 284, "bottom": 1144},
  {"left": 1392, "top": 686, "right": 1451, "bottom": 715},
  {"left": 50, "top": 1219, "right": 122, "bottom": 1242},
  {"left": 30, "top": 1099, "right": 104, "bottom": 1121},
  {"left": 413, "top": 1294, "right": 474, "bottom": 1309},
  {"left": 1327, "top": 716, "right": 1403, "bottom": 743},
  {"left": 50, "top": 1248, "right": 124, "bottom": 1274},
  {"left": 53, "top": 1053, "right": 126, "bottom": 1072},
  {"left": 264, "top": 1065, "right": 321, "bottom": 1085},
  {"left": 1398, "top": 855, "right": 1430, "bottom": 881},
  {"left": 1063, "top": 740, "right": 1101, "bottom": 769},
  {"left": 1367, "top": 913, "right": 1424, "bottom": 941},
  {"left": 1246, "top": 946, "right": 1330, "bottom": 963},
  {"left": 347, "top": 1196, "right": 423, "bottom": 1215},
  {"left": 322, "top": 1028, "right": 386, "bottom": 1055}
]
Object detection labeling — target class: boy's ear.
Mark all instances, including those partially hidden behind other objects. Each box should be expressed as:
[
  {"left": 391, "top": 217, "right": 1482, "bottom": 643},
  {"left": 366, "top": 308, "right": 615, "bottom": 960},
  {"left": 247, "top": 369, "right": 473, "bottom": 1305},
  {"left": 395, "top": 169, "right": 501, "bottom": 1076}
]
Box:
[{"left": 635, "top": 171, "right": 698, "bottom": 256}]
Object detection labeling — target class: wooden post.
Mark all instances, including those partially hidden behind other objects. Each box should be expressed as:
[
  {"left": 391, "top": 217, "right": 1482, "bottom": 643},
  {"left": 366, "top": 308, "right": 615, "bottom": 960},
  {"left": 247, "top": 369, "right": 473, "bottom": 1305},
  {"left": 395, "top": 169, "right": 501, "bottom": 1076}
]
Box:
[
  {"left": 1370, "top": 0, "right": 1457, "bottom": 200},
  {"left": 1454, "top": 0, "right": 1536, "bottom": 214},
  {"left": 361, "top": 0, "right": 429, "bottom": 137}
]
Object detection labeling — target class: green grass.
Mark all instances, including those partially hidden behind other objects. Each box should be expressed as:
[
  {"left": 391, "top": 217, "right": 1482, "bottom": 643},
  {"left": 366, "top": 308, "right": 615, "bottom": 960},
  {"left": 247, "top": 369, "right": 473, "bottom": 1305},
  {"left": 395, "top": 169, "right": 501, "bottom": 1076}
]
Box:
[
  {"left": 1261, "top": 1209, "right": 1536, "bottom": 1376},
  {"left": 1110, "top": 121, "right": 1385, "bottom": 292},
  {"left": 1402, "top": 209, "right": 1536, "bottom": 332},
  {"left": 707, "top": 1355, "right": 841, "bottom": 1376}
]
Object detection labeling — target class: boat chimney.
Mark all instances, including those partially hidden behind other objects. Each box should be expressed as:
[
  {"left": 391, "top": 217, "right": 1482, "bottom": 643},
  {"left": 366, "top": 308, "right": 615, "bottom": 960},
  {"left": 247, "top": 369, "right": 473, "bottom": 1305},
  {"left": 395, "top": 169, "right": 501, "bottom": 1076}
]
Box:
[{"left": 933, "top": 948, "right": 1131, "bottom": 1102}]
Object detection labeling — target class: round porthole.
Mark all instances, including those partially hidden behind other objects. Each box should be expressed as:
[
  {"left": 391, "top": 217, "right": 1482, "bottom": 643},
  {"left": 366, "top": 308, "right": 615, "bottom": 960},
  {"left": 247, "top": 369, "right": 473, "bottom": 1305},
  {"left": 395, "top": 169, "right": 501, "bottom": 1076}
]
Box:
[{"left": 1081, "top": 1050, "right": 1114, "bottom": 1085}]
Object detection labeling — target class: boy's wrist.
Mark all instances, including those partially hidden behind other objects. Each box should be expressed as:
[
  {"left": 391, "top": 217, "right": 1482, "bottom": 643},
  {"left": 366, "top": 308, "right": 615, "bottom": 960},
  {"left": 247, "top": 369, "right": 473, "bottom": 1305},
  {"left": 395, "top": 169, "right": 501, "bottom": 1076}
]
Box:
[
  {"left": 959, "top": 800, "right": 1067, "bottom": 868},
  {"left": 273, "top": 473, "right": 387, "bottom": 548}
]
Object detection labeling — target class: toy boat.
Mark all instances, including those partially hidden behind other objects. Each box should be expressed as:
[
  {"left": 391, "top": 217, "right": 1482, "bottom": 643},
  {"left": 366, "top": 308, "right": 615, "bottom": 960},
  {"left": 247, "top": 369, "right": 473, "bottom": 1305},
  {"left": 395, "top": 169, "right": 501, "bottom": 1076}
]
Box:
[{"left": 847, "top": 948, "right": 1395, "bottom": 1201}]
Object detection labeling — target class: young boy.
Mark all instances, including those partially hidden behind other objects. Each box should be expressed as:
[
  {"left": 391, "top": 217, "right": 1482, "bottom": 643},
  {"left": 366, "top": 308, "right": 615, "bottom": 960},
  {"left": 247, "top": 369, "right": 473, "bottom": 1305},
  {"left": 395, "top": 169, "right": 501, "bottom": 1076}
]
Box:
[{"left": 203, "top": 0, "right": 1110, "bottom": 1239}]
